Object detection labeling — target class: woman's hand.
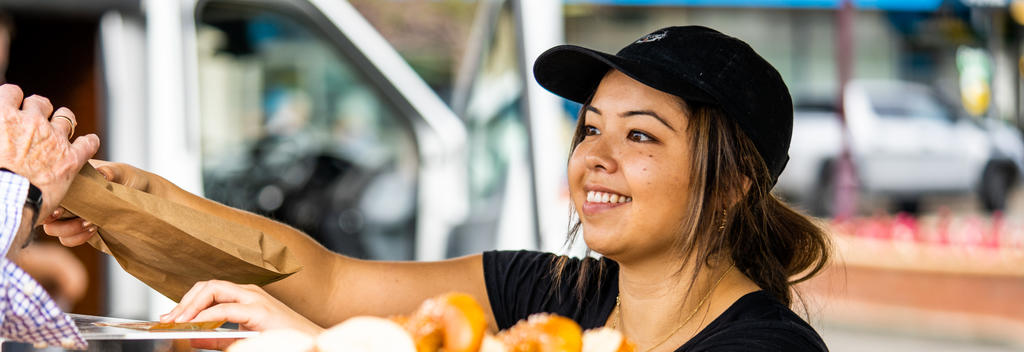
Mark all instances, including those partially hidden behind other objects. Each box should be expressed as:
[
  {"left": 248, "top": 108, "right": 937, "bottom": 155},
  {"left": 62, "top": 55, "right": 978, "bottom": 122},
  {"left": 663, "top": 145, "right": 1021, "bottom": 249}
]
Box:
[
  {"left": 40, "top": 160, "right": 153, "bottom": 247},
  {"left": 162, "top": 280, "right": 324, "bottom": 350}
]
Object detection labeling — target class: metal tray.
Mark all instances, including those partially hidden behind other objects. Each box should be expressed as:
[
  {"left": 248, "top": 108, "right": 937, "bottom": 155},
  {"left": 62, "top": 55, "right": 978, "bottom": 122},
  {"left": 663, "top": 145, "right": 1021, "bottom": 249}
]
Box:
[{"left": 71, "top": 314, "right": 258, "bottom": 340}]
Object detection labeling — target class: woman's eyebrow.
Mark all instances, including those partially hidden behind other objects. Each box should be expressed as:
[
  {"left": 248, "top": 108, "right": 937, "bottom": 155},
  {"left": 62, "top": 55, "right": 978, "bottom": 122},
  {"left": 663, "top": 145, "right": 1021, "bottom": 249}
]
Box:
[{"left": 622, "top": 110, "right": 676, "bottom": 132}]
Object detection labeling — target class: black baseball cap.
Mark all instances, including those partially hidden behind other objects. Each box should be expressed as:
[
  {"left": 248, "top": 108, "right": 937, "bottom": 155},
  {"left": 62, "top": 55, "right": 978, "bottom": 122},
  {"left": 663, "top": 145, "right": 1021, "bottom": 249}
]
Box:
[{"left": 533, "top": 26, "right": 792, "bottom": 185}]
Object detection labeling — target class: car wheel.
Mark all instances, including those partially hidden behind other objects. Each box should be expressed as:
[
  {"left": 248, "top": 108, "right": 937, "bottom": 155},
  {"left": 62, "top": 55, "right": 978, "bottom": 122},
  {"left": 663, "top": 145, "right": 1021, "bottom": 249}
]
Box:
[
  {"left": 980, "top": 163, "right": 1013, "bottom": 212},
  {"left": 894, "top": 199, "right": 920, "bottom": 214}
]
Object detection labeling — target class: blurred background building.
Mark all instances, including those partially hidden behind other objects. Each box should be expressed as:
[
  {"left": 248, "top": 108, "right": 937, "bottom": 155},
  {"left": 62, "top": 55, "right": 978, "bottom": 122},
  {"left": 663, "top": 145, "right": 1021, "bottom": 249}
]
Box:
[{"left": 1, "top": 0, "right": 1023, "bottom": 350}]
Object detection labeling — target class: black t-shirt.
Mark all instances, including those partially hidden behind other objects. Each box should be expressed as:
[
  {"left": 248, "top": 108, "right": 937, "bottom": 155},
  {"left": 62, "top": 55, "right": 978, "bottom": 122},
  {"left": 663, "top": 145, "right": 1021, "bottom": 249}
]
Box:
[{"left": 483, "top": 250, "right": 828, "bottom": 351}]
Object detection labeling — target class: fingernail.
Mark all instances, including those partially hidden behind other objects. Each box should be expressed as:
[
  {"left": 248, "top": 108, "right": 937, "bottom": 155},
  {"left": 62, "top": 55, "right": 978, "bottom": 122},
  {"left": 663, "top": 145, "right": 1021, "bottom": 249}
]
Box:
[
  {"left": 81, "top": 220, "right": 90, "bottom": 227},
  {"left": 51, "top": 210, "right": 61, "bottom": 218},
  {"left": 88, "top": 226, "right": 97, "bottom": 233},
  {"left": 96, "top": 168, "right": 113, "bottom": 181}
]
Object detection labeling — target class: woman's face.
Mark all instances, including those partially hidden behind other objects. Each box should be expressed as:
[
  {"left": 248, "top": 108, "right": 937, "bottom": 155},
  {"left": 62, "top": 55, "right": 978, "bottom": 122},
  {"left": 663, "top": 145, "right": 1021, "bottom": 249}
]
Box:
[{"left": 569, "top": 70, "right": 693, "bottom": 263}]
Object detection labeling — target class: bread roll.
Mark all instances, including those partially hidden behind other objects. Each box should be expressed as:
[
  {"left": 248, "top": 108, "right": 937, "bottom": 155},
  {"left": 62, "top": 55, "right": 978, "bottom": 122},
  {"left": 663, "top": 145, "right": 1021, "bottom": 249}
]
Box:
[
  {"left": 225, "top": 329, "right": 315, "bottom": 352},
  {"left": 400, "top": 292, "right": 488, "bottom": 352},
  {"left": 478, "top": 334, "right": 510, "bottom": 352},
  {"left": 317, "top": 316, "right": 417, "bottom": 352},
  {"left": 582, "top": 327, "right": 635, "bottom": 352},
  {"left": 496, "top": 314, "right": 583, "bottom": 352}
]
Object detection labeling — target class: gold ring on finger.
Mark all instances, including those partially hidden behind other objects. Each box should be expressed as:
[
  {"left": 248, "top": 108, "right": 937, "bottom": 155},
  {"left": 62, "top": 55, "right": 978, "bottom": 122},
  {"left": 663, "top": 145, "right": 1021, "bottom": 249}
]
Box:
[{"left": 51, "top": 115, "right": 76, "bottom": 140}]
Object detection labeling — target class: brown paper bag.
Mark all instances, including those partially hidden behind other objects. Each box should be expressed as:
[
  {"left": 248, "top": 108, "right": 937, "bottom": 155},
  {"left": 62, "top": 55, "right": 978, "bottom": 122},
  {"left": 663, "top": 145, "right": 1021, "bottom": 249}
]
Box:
[{"left": 59, "top": 164, "right": 302, "bottom": 301}]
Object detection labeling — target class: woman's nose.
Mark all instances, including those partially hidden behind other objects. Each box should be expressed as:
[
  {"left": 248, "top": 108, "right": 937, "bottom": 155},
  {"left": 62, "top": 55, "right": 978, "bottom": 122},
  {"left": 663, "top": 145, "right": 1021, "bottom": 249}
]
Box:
[{"left": 583, "top": 141, "right": 618, "bottom": 173}]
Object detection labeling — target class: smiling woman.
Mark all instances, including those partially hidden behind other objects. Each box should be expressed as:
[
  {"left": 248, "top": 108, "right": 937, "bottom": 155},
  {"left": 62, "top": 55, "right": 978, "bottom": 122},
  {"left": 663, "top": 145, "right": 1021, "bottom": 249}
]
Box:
[
  {"left": 530, "top": 26, "right": 832, "bottom": 351},
  {"left": 558, "top": 69, "right": 829, "bottom": 307},
  {"left": 42, "top": 25, "right": 829, "bottom": 352},
  {"left": 568, "top": 71, "right": 696, "bottom": 264}
]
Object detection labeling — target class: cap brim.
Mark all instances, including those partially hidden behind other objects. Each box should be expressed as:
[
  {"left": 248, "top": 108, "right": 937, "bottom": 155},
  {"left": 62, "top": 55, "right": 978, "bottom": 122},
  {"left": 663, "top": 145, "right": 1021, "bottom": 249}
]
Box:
[{"left": 533, "top": 45, "right": 716, "bottom": 106}]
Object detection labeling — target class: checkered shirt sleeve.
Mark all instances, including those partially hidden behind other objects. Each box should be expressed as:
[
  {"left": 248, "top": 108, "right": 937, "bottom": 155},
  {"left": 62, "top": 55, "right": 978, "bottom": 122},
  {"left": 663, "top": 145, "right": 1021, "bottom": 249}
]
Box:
[
  {"left": 0, "top": 171, "right": 86, "bottom": 349},
  {"left": 0, "top": 171, "right": 28, "bottom": 258}
]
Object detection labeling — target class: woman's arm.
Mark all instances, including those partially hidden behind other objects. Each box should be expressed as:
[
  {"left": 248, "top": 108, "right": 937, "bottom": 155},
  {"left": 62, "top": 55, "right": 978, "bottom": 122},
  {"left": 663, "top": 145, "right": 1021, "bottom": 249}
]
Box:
[{"left": 43, "top": 161, "right": 496, "bottom": 331}]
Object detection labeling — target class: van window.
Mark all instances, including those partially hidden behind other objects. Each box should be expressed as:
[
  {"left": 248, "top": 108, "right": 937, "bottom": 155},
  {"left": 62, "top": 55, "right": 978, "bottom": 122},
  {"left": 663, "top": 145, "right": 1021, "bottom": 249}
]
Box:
[
  {"left": 869, "top": 86, "right": 953, "bottom": 123},
  {"left": 448, "top": 0, "right": 531, "bottom": 255},
  {"left": 195, "top": 2, "right": 419, "bottom": 260}
]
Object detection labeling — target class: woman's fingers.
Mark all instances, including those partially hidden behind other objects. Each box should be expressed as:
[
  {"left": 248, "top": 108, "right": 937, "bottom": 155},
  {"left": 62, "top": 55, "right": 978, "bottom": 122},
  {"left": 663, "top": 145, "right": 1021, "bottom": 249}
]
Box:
[
  {"left": 42, "top": 207, "right": 65, "bottom": 223},
  {"left": 92, "top": 161, "right": 151, "bottom": 192},
  {"left": 41, "top": 218, "right": 95, "bottom": 236},
  {"left": 41, "top": 218, "right": 97, "bottom": 247},
  {"left": 191, "top": 303, "right": 258, "bottom": 327},
  {"left": 41, "top": 209, "right": 98, "bottom": 248},
  {"left": 58, "top": 231, "right": 97, "bottom": 247},
  {"left": 162, "top": 281, "right": 210, "bottom": 323},
  {"left": 188, "top": 291, "right": 321, "bottom": 335},
  {"left": 166, "top": 281, "right": 254, "bottom": 323},
  {"left": 165, "top": 281, "right": 322, "bottom": 339},
  {"left": 88, "top": 160, "right": 130, "bottom": 184},
  {"left": 93, "top": 164, "right": 121, "bottom": 183}
]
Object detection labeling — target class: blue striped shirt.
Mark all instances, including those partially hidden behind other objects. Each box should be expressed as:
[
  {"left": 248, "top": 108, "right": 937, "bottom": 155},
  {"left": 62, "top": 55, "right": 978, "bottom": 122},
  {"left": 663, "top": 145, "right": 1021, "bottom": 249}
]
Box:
[{"left": 0, "top": 170, "right": 85, "bottom": 349}]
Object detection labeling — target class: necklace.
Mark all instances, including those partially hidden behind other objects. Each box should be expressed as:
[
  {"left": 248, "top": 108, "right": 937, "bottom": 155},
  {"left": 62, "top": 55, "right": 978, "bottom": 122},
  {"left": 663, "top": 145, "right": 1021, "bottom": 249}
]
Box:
[{"left": 612, "top": 264, "right": 734, "bottom": 352}]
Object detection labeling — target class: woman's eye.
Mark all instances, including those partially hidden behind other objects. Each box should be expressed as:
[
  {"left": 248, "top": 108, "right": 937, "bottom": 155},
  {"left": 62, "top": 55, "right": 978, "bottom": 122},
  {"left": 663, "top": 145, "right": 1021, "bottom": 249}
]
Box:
[
  {"left": 628, "top": 130, "right": 655, "bottom": 142},
  {"left": 584, "top": 125, "right": 600, "bottom": 136}
]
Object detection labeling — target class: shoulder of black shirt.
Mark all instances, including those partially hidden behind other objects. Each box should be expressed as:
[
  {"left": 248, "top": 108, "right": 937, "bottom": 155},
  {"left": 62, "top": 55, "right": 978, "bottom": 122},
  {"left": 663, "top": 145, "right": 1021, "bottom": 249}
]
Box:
[{"left": 678, "top": 290, "right": 829, "bottom": 352}]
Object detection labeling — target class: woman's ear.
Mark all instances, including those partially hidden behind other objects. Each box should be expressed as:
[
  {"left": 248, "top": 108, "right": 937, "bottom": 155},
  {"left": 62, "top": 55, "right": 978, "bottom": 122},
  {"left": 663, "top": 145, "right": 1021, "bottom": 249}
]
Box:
[{"left": 725, "top": 176, "right": 753, "bottom": 208}]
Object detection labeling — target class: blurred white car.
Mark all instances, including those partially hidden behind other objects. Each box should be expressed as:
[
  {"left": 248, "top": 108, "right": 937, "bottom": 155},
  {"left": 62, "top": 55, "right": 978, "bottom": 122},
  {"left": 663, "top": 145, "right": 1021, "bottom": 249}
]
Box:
[{"left": 776, "top": 79, "right": 1024, "bottom": 216}]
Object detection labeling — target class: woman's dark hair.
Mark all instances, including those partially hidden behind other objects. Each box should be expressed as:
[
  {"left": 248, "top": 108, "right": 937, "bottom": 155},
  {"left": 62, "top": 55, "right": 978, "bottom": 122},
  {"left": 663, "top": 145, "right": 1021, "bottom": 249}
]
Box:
[{"left": 552, "top": 99, "right": 831, "bottom": 307}]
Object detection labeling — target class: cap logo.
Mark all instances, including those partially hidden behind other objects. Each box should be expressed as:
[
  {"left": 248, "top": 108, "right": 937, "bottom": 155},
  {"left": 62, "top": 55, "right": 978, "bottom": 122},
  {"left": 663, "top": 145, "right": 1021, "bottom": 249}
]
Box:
[{"left": 635, "top": 31, "right": 666, "bottom": 44}]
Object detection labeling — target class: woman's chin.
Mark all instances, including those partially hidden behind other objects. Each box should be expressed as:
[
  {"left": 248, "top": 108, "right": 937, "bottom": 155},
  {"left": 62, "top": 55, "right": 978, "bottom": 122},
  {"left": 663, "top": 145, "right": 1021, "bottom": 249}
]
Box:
[{"left": 581, "top": 229, "right": 627, "bottom": 259}]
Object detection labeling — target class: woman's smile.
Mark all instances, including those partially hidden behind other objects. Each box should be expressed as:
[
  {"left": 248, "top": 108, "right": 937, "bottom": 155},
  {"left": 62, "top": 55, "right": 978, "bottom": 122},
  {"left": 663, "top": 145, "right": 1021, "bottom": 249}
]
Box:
[{"left": 582, "top": 186, "right": 633, "bottom": 216}]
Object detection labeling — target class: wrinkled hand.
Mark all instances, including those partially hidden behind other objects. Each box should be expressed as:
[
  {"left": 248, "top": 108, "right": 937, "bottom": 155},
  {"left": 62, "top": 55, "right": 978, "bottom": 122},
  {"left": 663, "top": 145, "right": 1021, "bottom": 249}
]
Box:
[
  {"left": 41, "top": 160, "right": 151, "bottom": 246},
  {"left": 0, "top": 84, "right": 100, "bottom": 224},
  {"left": 162, "top": 280, "right": 324, "bottom": 350}
]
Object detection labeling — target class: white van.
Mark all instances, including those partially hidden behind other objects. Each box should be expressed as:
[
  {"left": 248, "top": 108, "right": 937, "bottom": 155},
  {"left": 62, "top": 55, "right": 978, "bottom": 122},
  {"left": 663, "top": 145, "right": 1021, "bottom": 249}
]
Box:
[
  {"left": 777, "top": 79, "right": 1024, "bottom": 216},
  {"left": 1, "top": 0, "right": 570, "bottom": 327}
]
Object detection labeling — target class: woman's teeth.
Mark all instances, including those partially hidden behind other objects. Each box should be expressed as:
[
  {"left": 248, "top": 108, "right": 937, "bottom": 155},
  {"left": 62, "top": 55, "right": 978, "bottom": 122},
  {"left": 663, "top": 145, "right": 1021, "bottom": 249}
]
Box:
[{"left": 587, "top": 191, "right": 632, "bottom": 204}]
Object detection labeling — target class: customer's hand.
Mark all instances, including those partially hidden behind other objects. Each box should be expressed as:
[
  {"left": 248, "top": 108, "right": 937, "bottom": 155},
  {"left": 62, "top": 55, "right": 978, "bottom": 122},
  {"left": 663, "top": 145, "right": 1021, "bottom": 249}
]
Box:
[
  {"left": 0, "top": 84, "right": 100, "bottom": 224},
  {"left": 161, "top": 280, "right": 324, "bottom": 350},
  {"left": 41, "top": 160, "right": 152, "bottom": 247},
  {"left": 9, "top": 242, "right": 89, "bottom": 310}
]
